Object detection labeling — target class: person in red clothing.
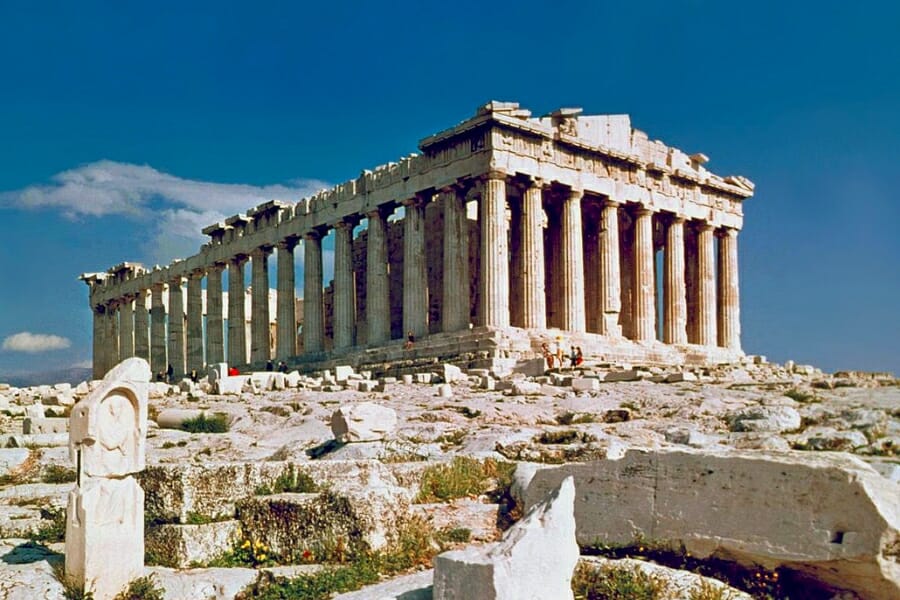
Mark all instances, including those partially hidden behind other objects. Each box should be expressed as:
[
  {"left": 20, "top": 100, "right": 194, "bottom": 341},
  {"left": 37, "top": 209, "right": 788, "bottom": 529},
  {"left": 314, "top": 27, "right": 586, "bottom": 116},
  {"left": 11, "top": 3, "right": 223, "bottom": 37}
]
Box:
[{"left": 227, "top": 366, "right": 239, "bottom": 376}]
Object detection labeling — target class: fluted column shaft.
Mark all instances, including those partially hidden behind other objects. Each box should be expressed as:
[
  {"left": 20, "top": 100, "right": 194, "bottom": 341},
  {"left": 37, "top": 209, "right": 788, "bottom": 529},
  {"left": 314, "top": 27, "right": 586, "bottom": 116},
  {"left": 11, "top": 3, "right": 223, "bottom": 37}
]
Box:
[
  {"left": 664, "top": 217, "right": 688, "bottom": 344},
  {"left": 150, "top": 284, "right": 167, "bottom": 375},
  {"left": 633, "top": 208, "right": 656, "bottom": 341},
  {"left": 133, "top": 290, "right": 150, "bottom": 361},
  {"left": 303, "top": 232, "right": 325, "bottom": 353},
  {"left": 598, "top": 200, "right": 622, "bottom": 336},
  {"left": 717, "top": 228, "right": 741, "bottom": 350},
  {"left": 333, "top": 222, "right": 356, "bottom": 350},
  {"left": 366, "top": 209, "right": 391, "bottom": 344},
  {"left": 186, "top": 271, "right": 204, "bottom": 373},
  {"left": 697, "top": 223, "right": 717, "bottom": 346},
  {"left": 441, "top": 191, "right": 470, "bottom": 332},
  {"left": 118, "top": 296, "right": 134, "bottom": 360},
  {"left": 560, "top": 189, "right": 586, "bottom": 332},
  {"left": 167, "top": 278, "right": 185, "bottom": 378},
  {"left": 276, "top": 240, "right": 297, "bottom": 360},
  {"left": 521, "top": 181, "right": 546, "bottom": 329},
  {"left": 92, "top": 306, "right": 106, "bottom": 379},
  {"left": 250, "top": 247, "right": 272, "bottom": 364},
  {"left": 206, "top": 264, "right": 224, "bottom": 365},
  {"left": 105, "top": 304, "right": 119, "bottom": 373},
  {"left": 228, "top": 256, "right": 248, "bottom": 366},
  {"left": 403, "top": 198, "right": 428, "bottom": 338},
  {"left": 479, "top": 174, "right": 510, "bottom": 327}
]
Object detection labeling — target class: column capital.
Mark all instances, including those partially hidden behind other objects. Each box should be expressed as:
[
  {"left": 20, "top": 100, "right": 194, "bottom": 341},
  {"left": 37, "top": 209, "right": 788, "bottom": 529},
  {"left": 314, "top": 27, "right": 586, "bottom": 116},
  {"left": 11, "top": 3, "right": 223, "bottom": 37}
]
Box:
[
  {"left": 304, "top": 228, "right": 325, "bottom": 242},
  {"left": 401, "top": 194, "right": 428, "bottom": 208},
  {"left": 250, "top": 245, "right": 273, "bottom": 259},
  {"left": 209, "top": 261, "right": 227, "bottom": 272},
  {"left": 229, "top": 253, "right": 249, "bottom": 266},
  {"left": 716, "top": 226, "right": 739, "bottom": 238},
  {"left": 481, "top": 169, "right": 508, "bottom": 182},
  {"left": 602, "top": 198, "right": 621, "bottom": 209},
  {"left": 511, "top": 174, "right": 543, "bottom": 191},
  {"left": 670, "top": 214, "right": 687, "bottom": 225},
  {"left": 276, "top": 236, "right": 299, "bottom": 251},
  {"left": 695, "top": 220, "right": 715, "bottom": 232},
  {"left": 634, "top": 206, "right": 655, "bottom": 217},
  {"left": 189, "top": 268, "right": 205, "bottom": 280},
  {"left": 367, "top": 204, "right": 394, "bottom": 220},
  {"left": 167, "top": 275, "right": 184, "bottom": 287},
  {"left": 335, "top": 215, "right": 361, "bottom": 230}
]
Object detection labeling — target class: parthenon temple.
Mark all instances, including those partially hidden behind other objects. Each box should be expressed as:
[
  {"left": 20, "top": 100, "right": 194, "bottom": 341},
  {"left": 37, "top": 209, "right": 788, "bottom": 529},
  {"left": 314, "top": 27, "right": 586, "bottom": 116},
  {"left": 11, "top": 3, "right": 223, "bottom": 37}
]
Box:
[{"left": 81, "top": 101, "right": 754, "bottom": 379}]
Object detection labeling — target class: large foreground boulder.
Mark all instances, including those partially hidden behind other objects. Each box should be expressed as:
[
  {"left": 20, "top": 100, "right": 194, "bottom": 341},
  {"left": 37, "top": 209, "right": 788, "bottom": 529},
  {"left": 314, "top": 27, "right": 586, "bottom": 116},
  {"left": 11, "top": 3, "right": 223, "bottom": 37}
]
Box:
[
  {"left": 433, "top": 476, "right": 578, "bottom": 600},
  {"left": 331, "top": 402, "right": 397, "bottom": 443},
  {"left": 520, "top": 449, "right": 900, "bottom": 600}
]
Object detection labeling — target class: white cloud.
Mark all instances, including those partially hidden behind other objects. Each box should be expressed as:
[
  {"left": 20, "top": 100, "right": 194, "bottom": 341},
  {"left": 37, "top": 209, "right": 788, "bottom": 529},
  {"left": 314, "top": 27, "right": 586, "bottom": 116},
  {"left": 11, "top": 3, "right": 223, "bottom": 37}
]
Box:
[
  {"left": 2, "top": 332, "right": 72, "bottom": 353},
  {"left": 1, "top": 160, "right": 330, "bottom": 264}
]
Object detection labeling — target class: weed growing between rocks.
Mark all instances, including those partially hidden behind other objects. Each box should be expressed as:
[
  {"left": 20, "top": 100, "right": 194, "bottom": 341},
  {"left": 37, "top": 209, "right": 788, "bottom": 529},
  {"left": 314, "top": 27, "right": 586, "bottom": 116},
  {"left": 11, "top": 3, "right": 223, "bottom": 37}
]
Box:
[
  {"left": 113, "top": 574, "right": 165, "bottom": 600},
  {"left": 536, "top": 430, "right": 596, "bottom": 445},
  {"left": 571, "top": 561, "right": 668, "bottom": 599},
  {"left": 414, "top": 456, "right": 515, "bottom": 503},
  {"left": 784, "top": 388, "right": 819, "bottom": 404},
  {"left": 255, "top": 464, "right": 318, "bottom": 495},
  {"left": 689, "top": 578, "right": 738, "bottom": 600},
  {"left": 32, "top": 507, "right": 67, "bottom": 543},
  {"left": 179, "top": 413, "right": 229, "bottom": 433},
  {"left": 52, "top": 561, "right": 94, "bottom": 600},
  {"left": 557, "top": 411, "right": 596, "bottom": 425},
  {"left": 42, "top": 465, "right": 77, "bottom": 484}
]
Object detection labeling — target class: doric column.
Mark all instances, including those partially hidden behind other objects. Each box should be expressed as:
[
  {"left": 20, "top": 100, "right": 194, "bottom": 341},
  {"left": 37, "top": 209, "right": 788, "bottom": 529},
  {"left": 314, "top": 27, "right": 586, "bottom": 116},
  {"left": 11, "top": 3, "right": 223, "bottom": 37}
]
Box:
[
  {"left": 118, "top": 296, "right": 134, "bottom": 360},
  {"left": 91, "top": 305, "right": 106, "bottom": 379},
  {"left": 186, "top": 270, "right": 204, "bottom": 373},
  {"left": 167, "top": 277, "right": 185, "bottom": 378},
  {"left": 303, "top": 232, "right": 325, "bottom": 353},
  {"left": 717, "top": 228, "right": 741, "bottom": 350},
  {"left": 520, "top": 179, "right": 546, "bottom": 329},
  {"left": 366, "top": 208, "right": 391, "bottom": 344},
  {"left": 441, "top": 189, "right": 470, "bottom": 332},
  {"left": 133, "top": 289, "right": 150, "bottom": 361},
  {"left": 560, "top": 188, "right": 586, "bottom": 332},
  {"left": 228, "top": 255, "right": 248, "bottom": 366},
  {"left": 632, "top": 207, "right": 656, "bottom": 341},
  {"left": 105, "top": 303, "right": 119, "bottom": 373},
  {"left": 696, "top": 222, "right": 717, "bottom": 346},
  {"left": 276, "top": 239, "right": 297, "bottom": 360},
  {"left": 250, "top": 246, "right": 272, "bottom": 365},
  {"left": 150, "top": 283, "right": 167, "bottom": 375},
  {"left": 333, "top": 220, "right": 356, "bottom": 350},
  {"left": 403, "top": 196, "right": 428, "bottom": 338},
  {"left": 479, "top": 172, "right": 510, "bottom": 327},
  {"left": 663, "top": 216, "right": 688, "bottom": 345},
  {"left": 598, "top": 200, "right": 622, "bottom": 336},
  {"left": 206, "top": 264, "right": 225, "bottom": 365}
]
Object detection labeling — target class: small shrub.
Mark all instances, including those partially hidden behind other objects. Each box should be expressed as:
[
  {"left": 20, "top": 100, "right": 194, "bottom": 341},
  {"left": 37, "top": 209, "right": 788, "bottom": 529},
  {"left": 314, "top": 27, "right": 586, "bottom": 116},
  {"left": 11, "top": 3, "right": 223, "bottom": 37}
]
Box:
[
  {"left": 536, "top": 430, "right": 594, "bottom": 445},
  {"left": 689, "top": 578, "right": 736, "bottom": 600},
  {"left": 415, "top": 457, "right": 514, "bottom": 503},
  {"left": 437, "top": 527, "right": 471, "bottom": 544},
  {"left": 53, "top": 561, "right": 94, "bottom": 600},
  {"left": 113, "top": 574, "right": 165, "bottom": 600},
  {"left": 33, "top": 507, "right": 67, "bottom": 543},
  {"left": 571, "top": 562, "right": 667, "bottom": 600},
  {"left": 161, "top": 441, "right": 176, "bottom": 449},
  {"left": 180, "top": 413, "right": 229, "bottom": 434},
  {"left": 42, "top": 465, "right": 77, "bottom": 484},
  {"left": 435, "top": 430, "right": 466, "bottom": 450},
  {"left": 255, "top": 465, "right": 317, "bottom": 495}
]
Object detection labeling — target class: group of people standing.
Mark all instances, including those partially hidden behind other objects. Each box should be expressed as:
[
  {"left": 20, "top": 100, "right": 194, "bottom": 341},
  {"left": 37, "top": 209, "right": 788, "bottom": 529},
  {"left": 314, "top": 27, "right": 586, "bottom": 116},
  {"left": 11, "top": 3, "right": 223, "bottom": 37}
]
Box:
[{"left": 541, "top": 340, "right": 583, "bottom": 370}]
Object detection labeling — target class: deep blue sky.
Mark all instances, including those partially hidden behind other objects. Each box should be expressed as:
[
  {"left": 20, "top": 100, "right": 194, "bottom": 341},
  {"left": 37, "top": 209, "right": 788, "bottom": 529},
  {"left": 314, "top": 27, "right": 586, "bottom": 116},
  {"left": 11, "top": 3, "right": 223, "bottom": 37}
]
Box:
[{"left": 0, "top": 1, "right": 897, "bottom": 377}]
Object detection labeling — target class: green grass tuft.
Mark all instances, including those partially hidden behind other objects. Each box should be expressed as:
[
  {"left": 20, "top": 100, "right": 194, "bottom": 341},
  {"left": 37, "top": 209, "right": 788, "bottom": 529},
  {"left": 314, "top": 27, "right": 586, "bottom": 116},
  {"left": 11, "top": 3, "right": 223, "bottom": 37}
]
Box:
[{"left": 179, "top": 413, "right": 229, "bottom": 434}]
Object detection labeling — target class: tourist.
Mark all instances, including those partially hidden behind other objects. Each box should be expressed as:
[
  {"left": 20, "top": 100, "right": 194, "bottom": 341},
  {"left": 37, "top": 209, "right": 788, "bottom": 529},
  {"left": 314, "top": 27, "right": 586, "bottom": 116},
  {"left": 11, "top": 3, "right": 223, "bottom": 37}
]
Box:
[
  {"left": 542, "top": 342, "right": 555, "bottom": 369},
  {"left": 405, "top": 330, "right": 415, "bottom": 350},
  {"left": 575, "top": 346, "right": 584, "bottom": 367},
  {"left": 166, "top": 363, "right": 174, "bottom": 383},
  {"left": 277, "top": 360, "right": 288, "bottom": 373},
  {"left": 266, "top": 359, "right": 274, "bottom": 372},
  {"left": 227, "top": 366, "right": 239, "bottom": 376},
  {"left": 189, "top": 369, "right": 198, "bottom": 383},
  {"left": 569, "top": 346, "right": 578, "bottom": 369},
  {"left": 555, "top": 338, "right": 565, "bottom": 369}
]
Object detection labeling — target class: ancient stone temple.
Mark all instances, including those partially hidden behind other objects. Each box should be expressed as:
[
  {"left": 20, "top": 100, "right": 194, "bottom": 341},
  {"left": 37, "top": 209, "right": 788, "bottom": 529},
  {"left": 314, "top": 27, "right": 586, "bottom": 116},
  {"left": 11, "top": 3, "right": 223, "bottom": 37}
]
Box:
[{"left": 81, "top": 101, "right": 754, "bottom": 379}]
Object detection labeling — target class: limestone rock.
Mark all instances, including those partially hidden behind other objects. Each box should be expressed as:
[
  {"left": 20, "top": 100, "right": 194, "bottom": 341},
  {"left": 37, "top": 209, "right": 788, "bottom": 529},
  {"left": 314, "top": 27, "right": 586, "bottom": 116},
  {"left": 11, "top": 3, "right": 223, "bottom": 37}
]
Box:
[
  {"left": 511, "top": 381, "right": 542, "bottom": 396},
  {"left": 145, "top": 520, "right": 241, "bottom": 568},
  {"left": 442, "top": 364, "right": 464, "bottom": 383},
  {"left": 0, "top": 448, "right": 31, "bottom": 476},
  {"left": 333, "top": 570, "right": 433, "bottom": 599},
  {"left": 728, "top": 405, "right": 801, "bottom": 433},
  {"left": 331, "top": 402, "right": 398, "bottom": 443},
  {"left": 23, "top": 417, "right": 68, "bottom": 435},
  {"left": 522, "top": 448, "right": 900, "bottom": 600},
  {"left": 433, "top": 476, "right": 578, "bottom": 600},
  {"left": 572, "top": 378, "right": 599, "bottom": 392}
]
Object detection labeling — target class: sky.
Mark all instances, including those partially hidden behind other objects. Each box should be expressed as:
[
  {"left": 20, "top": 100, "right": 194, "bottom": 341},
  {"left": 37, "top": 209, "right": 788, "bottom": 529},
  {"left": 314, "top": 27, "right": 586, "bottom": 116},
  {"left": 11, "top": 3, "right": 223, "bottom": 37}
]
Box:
[{"left": 0, "top": 0, "right": 897, "bottom": 379}]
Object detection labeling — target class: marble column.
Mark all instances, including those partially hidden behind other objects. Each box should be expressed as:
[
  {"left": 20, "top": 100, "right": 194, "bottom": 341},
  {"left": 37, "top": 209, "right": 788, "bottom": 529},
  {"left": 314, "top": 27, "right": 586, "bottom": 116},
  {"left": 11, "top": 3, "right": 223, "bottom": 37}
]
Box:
[
  {"left": 118, "top": 296, "right": 134, "bottom": 360},
  {"left": 250, "top": 247, "right": 272, "bottom": 365},
  {"left": 441, "top": 189, "right": 470, "bottom": 332},
  {"left": 133, "top": 290, "right": 150, "bottom": 362},
  {"left": 228, "top": 256, "right": 248, "bottom": 367},
  {"left": 150, "top": 283, "right": 167, "bottom": 375},
  {"left": 544, "top": 208, "right": 562, "bottom": 328},
  {"left": 717, "top": 228, "right": 741, "bottom": 350},
  {"left": 560, "top": 188, "right": 586, "bottom": 332},
  {"left": 91, "top": 305, "right": 106, "bottom": 379},
  {"left": 663, "top": 216, "right": 688, "bottom": 345},
  {"left": 403, "top": 196, "right": 428, "bottom": 338},
  {"left": 685, "top": 226, "right": 699, "bottom": 344},
  {"left": 479, "top": 172, "right": 510, "bottom": 327},
  {"left": 697, "top": 222, "right": 717, "bottom": 346},
  {"left": 186, "top": 270, "right": 204, "bottom": 373},
  {"left": 366, "top": 209, "right": 391, "bottom": 344},
  {"left": 520, "top": 179, "right": 546, "bottom": 329},
  {"left": 206, "top": 264, "right": 225, "bottom": 365},
  {"left": 598, "top": 200, "right": 622, "bottom": 336},
  {"left": 303, "top": 232, "right": 325, "bottom": 353},
  {"left": 333, "top": 220, "right": 356, "bottom": 350},
  {"left": 105, "top": 303, "right": 119, "bottom": 374},
  {"left": 167, "top": 277, "right": 185, "bottom": 378},
  {"left": 276, "top": 239, "right": 297, "bottom": 360},
  {"left": 632, "top": 208, "right": 656, "bottom": 341}
]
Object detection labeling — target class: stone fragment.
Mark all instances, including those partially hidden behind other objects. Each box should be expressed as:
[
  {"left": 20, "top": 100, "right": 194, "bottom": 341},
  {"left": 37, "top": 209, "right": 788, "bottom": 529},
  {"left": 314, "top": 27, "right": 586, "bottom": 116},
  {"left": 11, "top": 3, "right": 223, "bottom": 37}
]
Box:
[
  {"left": 665, "top": 371, "right": 698, "bottom": 383},
  {"left": 728, "top": 405, "right": 801, "bottom": 433},
  {"left": 216, "top": 375, "right": 248, "bottom": 395},
  {"left": 433, "top": 476, "right": 578, "bottom": 600},
  {"left": 795, "top": 427, "right": 869, "bottom": 451},
  {"left": 481, "top": 376, "right": 496, "bottom": 391},
  {"left": 25, "top": 403, "right": 45, "bottom": 419},
  {"left": 514, "top": 358, "right": 547, "bottom": 377},
  {"left": 522, "top": 448, "right": 900, "bottom": 600},
  {"left": 0, "top": 448, "right": 31, "bottom": 476},
  {"left": 603, "top": 370, "right": 640, "bottom": 382},
  {"left": 415, "top": 373, "right": 433, "bottom": 384},
  {"left": 402, "top": 374, "right": 414, "bottom": 385},
  {"left": 602, "top": 409, "right": 630, "bottom": 423},
  {"left": 335, "top": 365, "right": 354, "bottom": 382},
  {"left": 284, "top": 371, "right": 301, "bottom": 387},
  {"left": 572, "top": 378, "right": 599, "bottom": 392},
  {"left": 437, "top": 384, "right": 453, "bottom": 398},
  {"left": 511, "top": 381, "right": 542, "bottom": 396},
  {"left": 442, "top": 364, "right": 463, "bottom": 383},
  {"left": 357, "top": 380, "right": 378, "bottom": 393},
  {"left": 22, "top": 417, "right": 68, "bottom": 435},
  {"left": 155, "top": 408, "right": 205, "bottom": 430},
  {"left": 331, "top": 402, "right": 398, "bottom": 443}
]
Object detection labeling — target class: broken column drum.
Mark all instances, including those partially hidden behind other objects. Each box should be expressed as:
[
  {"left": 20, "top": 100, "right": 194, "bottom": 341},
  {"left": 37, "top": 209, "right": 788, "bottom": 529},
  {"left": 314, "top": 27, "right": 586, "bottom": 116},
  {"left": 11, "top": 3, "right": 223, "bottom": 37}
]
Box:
[{"left": 81, "top": 101, "right": 754, "bottom": 375}]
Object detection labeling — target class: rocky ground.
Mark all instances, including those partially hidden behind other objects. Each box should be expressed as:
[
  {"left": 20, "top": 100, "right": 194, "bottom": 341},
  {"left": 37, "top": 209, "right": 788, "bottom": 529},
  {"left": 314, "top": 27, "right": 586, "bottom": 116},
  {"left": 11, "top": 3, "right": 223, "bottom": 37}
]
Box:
[{"left": 0, "top": 357, "right": 897, "bottom": 599}]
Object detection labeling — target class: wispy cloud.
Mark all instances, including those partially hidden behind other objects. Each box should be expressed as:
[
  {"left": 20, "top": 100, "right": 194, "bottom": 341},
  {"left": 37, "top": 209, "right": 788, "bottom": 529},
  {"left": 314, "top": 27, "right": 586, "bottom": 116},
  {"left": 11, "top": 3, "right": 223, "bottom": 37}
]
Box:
[
  {"left": 2, "top": 332, "right": 72, "bottom": 353},
  {"left": 0, "top": 160, "right": 329, "bottom": 263}
]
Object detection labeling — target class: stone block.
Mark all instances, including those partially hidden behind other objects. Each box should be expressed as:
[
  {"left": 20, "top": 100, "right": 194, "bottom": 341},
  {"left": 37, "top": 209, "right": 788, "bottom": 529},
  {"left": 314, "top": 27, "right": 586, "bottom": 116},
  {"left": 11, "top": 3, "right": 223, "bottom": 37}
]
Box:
[
  {"left": 572, "top": 378, "right": 599, "bottom": 392},
  {"left": 402, "top": 374, "right": 414, "bottom": 385},
  {"left": 514, "top": 358, "right": 547, "bottom": 377},
  {"left": 727, "top": 405, "right": 801, "bottom": 433},
  {"left": 335, "top": 365, "right": 354, "bottom": 382},
  {"left": 284, "top": 371, "right": 301, "bottom": 387},
  {"left": 442, "top": 364, "right": 464, "bottom": 383},
  {"left": 331, "top": 402, "right": 397, "bottom": 443},
  {"left": 665, "top": 372, "right": 698, "bottom": 383},
  {"left": 511, "top": 381, "right": 543, "bottom": 396},
  {"left": 437, "top": 384, "right": 453, "bottom": 398},
  {"left": 433, "top": 477, "right": 577, "bottom": 600},
  {"left": 216, "top": 375, "right": 248, "bottom": 395},
  {"left": 603, "top": 370, "right": 640, "bottom": 382},
  {"left": 22, "top": 417, "right": 68, "bottom": 435},
  {"left": 415, "top": 373, "right": 433, "bottom": 384},
  {"left": 25, "top": 403, "right": 45, "bottom": 419},
  {"left": 481, "top": 376, "right": 496, "bottom": 391},
  {"left": 146, "top": 519, "right": 241, "bottom": 568},
  {"left": 521, "top": 449, "right": 900, "bottom": 600},
  {"left": 357, "top": 380, "right": 378, "bottom": 393}
]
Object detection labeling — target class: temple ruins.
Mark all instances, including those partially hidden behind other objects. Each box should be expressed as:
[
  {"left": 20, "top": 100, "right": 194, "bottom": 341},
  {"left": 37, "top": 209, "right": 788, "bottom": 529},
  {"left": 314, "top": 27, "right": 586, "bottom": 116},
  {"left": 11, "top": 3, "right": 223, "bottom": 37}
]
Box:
[{"left": 81, "top": 101, "right": 754, "bottom": 379}]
